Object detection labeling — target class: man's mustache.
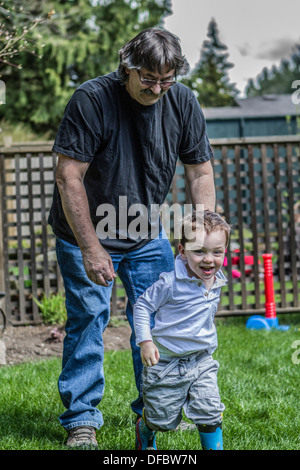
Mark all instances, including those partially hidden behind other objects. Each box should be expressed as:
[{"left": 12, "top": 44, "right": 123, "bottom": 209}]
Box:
[{"left": 142, "top": 89, "right": 165, "bottom": 98}]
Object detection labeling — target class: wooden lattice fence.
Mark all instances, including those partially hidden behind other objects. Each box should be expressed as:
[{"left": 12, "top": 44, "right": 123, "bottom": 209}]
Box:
[{"left": 0, "top": 136, "right": 299, "bottom": 324}]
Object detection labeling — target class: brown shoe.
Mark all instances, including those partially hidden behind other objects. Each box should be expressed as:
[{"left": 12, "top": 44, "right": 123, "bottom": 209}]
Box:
[{"left": 66, "top": 426, "right": 98, "bottom": 449}]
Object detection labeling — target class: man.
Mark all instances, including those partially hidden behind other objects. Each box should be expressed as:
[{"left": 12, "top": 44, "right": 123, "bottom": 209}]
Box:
[{"left": 49, "top": 28, "right": 215, "bottom": 449}]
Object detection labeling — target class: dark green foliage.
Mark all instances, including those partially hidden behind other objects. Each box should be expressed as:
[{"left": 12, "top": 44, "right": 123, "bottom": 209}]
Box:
[
  {"left": 180, "top": 18, "right": 239, "bottom": 107},
  {"left": 245, "top": 44, "right": 300, "bottom": 97},
  {"left": 0, "top": 0, "right": 172, "bottom": 135}
]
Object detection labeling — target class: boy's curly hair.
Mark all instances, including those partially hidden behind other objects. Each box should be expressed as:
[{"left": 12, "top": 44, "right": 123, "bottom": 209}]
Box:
[{"left": 180, "top": 210, "right": 231, "bottom": 248}]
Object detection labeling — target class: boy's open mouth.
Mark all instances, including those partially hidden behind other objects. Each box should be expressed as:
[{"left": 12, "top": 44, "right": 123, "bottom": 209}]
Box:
[{"left": 200, "top": 266, "right": 214, "bottom": 273}]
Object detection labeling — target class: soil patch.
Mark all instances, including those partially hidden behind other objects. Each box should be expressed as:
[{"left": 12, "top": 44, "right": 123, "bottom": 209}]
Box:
[{"left": 1, "top": 323, "right": 131, "bottom": 365}]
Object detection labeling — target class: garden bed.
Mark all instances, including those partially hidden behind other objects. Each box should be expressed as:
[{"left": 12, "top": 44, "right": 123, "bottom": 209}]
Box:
[{"left": 2, "top": 323, "right": 131, "bottom": 365}]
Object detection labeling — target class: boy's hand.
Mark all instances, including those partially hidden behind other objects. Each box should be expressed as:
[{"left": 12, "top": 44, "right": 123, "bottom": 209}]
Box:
[{"left": 139, "top": 341, "right": 160, "bottom": 367}]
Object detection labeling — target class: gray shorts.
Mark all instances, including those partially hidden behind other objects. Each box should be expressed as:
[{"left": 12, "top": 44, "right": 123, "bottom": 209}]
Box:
[{"left": 142, "top": 351, "right": 225, "bottom": 432}]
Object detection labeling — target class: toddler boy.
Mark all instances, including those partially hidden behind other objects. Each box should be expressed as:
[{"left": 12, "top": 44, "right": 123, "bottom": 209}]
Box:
[{"left": 133, "top": 210, "right": 230, "bottom": 450}]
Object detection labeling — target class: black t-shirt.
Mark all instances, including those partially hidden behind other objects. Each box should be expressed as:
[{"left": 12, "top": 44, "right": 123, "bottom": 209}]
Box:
[{"left": 48, "top": 71, "right": 213, "bottom": 252}]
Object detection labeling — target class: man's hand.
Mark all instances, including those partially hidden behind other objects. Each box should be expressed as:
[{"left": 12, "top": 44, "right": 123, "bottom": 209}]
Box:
[
  {"left": 82, "top": 245, "right": 117, "bottom": 287},
  {"left": 140, "top": 340, "right": 160, "bottom": 367}
]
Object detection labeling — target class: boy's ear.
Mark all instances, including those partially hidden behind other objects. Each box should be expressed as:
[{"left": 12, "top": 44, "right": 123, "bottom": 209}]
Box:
[{"left": 178, "top": 243, "right": 186, "bottom": 257}]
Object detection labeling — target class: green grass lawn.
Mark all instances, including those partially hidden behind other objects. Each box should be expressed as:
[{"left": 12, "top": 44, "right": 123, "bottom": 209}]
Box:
[{"left": 0, "top": 315, "right": 300, "bottom": 450}]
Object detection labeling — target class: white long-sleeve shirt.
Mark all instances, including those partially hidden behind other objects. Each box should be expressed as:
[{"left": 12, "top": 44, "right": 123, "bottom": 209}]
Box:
[{"left": 133, "top": 255, "right": 227, "bottom": 355}]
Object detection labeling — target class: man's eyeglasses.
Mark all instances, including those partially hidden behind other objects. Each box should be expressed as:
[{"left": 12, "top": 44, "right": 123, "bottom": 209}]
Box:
[{"left": 136, "top": 69, "right": 176, "bottom": 89}]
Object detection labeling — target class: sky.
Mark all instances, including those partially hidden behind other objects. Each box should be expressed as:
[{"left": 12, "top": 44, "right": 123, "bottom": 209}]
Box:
[{"left": 164, "top": 0, "right": 300, "bottom": 97}]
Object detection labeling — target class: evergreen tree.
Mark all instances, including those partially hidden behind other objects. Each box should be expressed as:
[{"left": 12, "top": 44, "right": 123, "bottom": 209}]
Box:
[
  {"left": 181, "top": 18, "right": 238, "bottom": 107},
  {"left": 0, "top": 0, "right": 172, "bottom": 134},
  {"left": 245, "top": 43, "right": 300, "bottom": 97}
]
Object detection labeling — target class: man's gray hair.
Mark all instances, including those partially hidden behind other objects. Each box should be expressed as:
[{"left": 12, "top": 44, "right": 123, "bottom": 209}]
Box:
[{"left": 118, "top": 28, "right": 190, "bottom": 84}]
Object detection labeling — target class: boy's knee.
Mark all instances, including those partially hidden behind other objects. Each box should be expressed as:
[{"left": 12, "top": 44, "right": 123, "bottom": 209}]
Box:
[{"left": 143, "top": 409, "right": 181, "bottom": 432}]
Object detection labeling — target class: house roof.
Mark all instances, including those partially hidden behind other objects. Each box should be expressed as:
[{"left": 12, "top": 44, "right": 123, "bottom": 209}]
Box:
[{"left": 202, "top": 94, "right": 300, "bottom": 120}]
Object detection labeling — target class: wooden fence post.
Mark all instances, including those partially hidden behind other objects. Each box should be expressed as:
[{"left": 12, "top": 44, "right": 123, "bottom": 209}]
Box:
[{"left": 0, "top": 155, "right": 4, "bottom": 294}]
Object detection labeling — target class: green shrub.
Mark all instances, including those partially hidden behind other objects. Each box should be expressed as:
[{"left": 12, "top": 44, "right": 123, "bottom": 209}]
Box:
[{"left": 33, "top": 291, "right": 67, "bottom": 325}]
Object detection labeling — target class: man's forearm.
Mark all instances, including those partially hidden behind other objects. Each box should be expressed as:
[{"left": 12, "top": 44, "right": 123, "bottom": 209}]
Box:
[
  {"left": 185, "top": 161, "right": 216, "bottom": 211},
  {"left": 188, "top": 173, "right": 216, "bottom": 210},
  {"left": 57, "top": 177, "right": 116, "bottom": 286},
  {"left": 57, "top": 177, "right": 100, "bottom": 252},
  {"left": 55, "top": 154, "right": 116, "bottom": 286}
]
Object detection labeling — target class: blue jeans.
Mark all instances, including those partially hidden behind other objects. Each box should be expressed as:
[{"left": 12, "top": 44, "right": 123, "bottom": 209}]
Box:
[{"left": 55, "top": 233, "right": 174, "bottom": 430}]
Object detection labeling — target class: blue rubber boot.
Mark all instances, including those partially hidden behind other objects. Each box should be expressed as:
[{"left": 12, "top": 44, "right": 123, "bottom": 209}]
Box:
[
  {"left": 135, "top": 417, "right": 157, "bottom": 450},
  {"left": 198, "top": 424, "right": 223, "bottom": 450}
]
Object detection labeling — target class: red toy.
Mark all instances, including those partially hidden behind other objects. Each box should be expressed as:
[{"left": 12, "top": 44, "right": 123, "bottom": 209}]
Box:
[
  {"left": 246, "top": 253, "right": 289, "bottom": 330},
  {"left": 262, "top": 254, "right": 276, "bottom": 320},
  {"left": 223, "top": 249, "right": 261, "bottom": 278}
]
